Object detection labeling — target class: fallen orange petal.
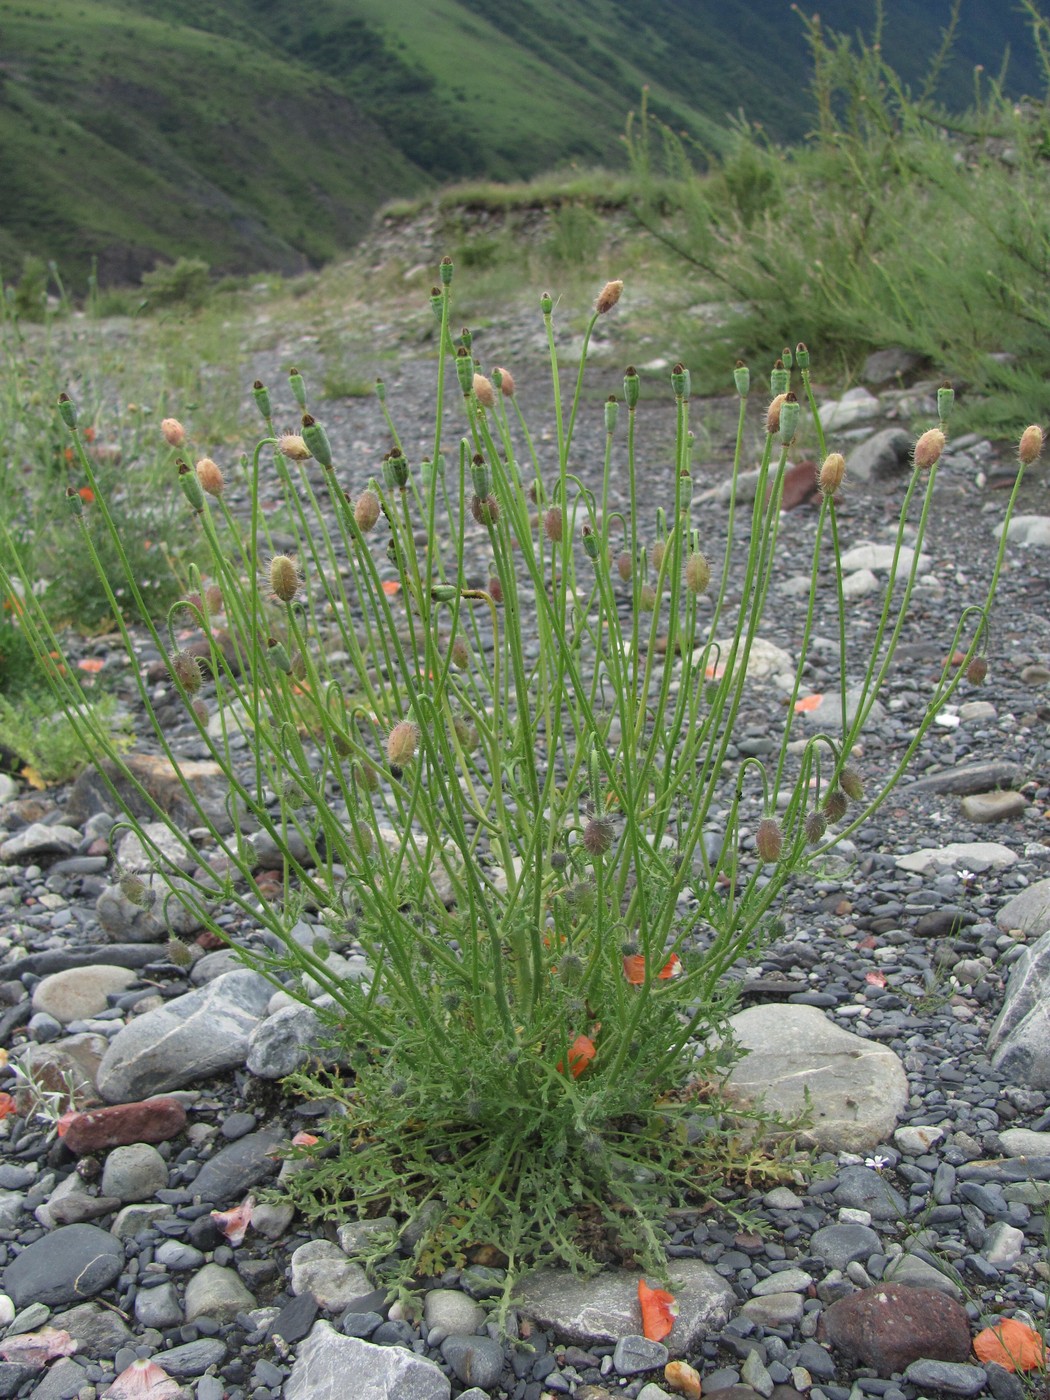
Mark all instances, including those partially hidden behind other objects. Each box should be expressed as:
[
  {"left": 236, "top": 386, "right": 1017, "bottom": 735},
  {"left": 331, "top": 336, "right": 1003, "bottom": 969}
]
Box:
[
  {"left": 973, "top": 1317, "right": 1047, "bottom": 1372},
  {"left": 638, "top": 1278, "right": 678, "bottom": 1341},
  {"left": 210, "top": 1195, "right": 255, "bottom": 1246},
  {"left": 794, "top": 693, "right": 823, "bottom": 713},
  {"left": 0, "top": 1328, "right": 77, "bottom": 1365},
  {"left": 291, "top": 1131, "right": 319, "bottom": 1147},
  {"left": 56, "top": 1108, "right": 79, "bottom": 1137},
  {"left": 381, "top": 580, "right": 401, "bottom": 595},
  {"left": 102, "top": 1357, "right": 181, "bottom": 1398},
  {"left": 865, "top": 970, "right": 887, "bottom": 987},
  {"left": 78, "top": 658, "right": 105, "bottom": 673},
  {"left": 0, "top": 1092, "right": 17, "bottom": 1119}
]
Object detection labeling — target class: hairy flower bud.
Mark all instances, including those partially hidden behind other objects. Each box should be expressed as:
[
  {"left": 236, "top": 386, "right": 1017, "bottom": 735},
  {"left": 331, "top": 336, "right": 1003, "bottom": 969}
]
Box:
[
  {"left": 178, "top": 460, "right": 205, "bottom": 512},
  {"left": 493, "top": 366, "right": 515, "bottom": 397},
  {"left": 278, "top": 433, "right": 311, "bottom": 462},
  {"left": 471, "top": 493, "right": 499, "bottom": 526},
  {"left": 804, "top": 811, "right": 827, "bottom": 845},
  {"left": 487, "top": 575, "right": 503, "bottom": 605},
  {"left": 755, "top": 817, "right": 783, "bottom": 863},
  {"left": 170, "top": 649, "right": 203, "bottom": 694},
  {"left": 195, "top": 457, "right": 224, "bottom": 496},
  {"left": 161, "top": 417, "right": 185, "bottom": 447},
  {"left": 617, "top": 550, "right": 633, "bottom": 583},
  {"left": 966, "top": 656, "right": 988, "bottom": 685},
  {"left": 685, "top": 550, "right": 711, "bottom": 594},
  {"left": 354, "top": 490, "right": 381, "bottom": 532},
  {"left": 596, "top": 279, "right": 623, "bottom": 314},
  {"left": 914, "top": 428, "right": 945, "bottom": 471},
  {"left": 120, "top": 874, "right": 156, "bottom": 910},
  {"left": 582, "top": 816, "right": 614, "bottom": 857},
  {"left": 387, "top": 720, "right": 420, "bottom": 765},
  {"left": 823, "top": 787, "right": 848, "bottom": 823},
  {"left": 1019, "top": 424, "right": 1044, "bottom": 466},
  {"left": 639, "top": 583, "right": 657, "bottom": 611},
  {"left": 473, "top": 373, "right": 496, "bottom": 408},
  {"left": 269, "top": 555, "right": 300, "bottom": 603},
  {"left": 543, "top": 506, "right": 563, "bottom": 543},
  {"left": 839, "top": 765, "right": 864, "bottom": 803},
  {"left": 766, "top": 393, "right": 788, "bottom": 435},
  {"left": 449, "top": 636, "right": 469, "bottom": 669},
  {"left": 818, "top": 452, "right": 846, "bottom": 497}
]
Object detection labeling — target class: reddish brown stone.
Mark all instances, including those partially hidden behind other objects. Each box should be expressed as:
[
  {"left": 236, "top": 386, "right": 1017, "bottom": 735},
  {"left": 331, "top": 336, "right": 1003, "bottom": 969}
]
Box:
[
  {"left": 818, "top": 1284, "right": 971, "bottom": 1376},
  {"left": 768, "top": 459, "right": 819, "bottom": 512},
  {"left": 62, "top": 1096, "right": 187, "bottom": 1154}
]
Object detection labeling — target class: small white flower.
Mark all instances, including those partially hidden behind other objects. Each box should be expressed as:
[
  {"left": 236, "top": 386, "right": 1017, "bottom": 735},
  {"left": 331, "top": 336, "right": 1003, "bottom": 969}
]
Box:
[
  {"left": 958, "top": 868, "right": 975, "bottom": 885},
  {"left": 865, "top": 1154, "right": 889, "bottom": 1173}
]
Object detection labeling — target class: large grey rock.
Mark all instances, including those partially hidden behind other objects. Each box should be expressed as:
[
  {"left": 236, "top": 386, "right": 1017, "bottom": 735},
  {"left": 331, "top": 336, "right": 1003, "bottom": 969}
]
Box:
[
  {"left": 290, "top": 1240, "right": 373, "bottom": 1313},
  {"left": 883, "top": 1252, "right": 963, "bottom": 1299},
  {"left": 996, "top": 879, "right": 1050, "bottom": 936},
  {"left": 31, "top": 965, "right": 137, "bottom": 1025},
  {"left": 95, "top": 873, "right": 206, "bottom": 942},
  {"left": 838, "top": 542, "right": 930, "bottom": 574},
  {"left": 246, "top": 1004, "right": 323, "bottom": 1079},
  {"left": 999, "top": 1127, "right": 1050, "bottom": 1156},
  {"left": 100, "top": 1143, "right": 169, "bottom": 1203},
  {"left": 0, "top": 823, "right": 81, "bottom": 862},
  {"left": 96, "top": 969, "right": 271, "bottom": 1102},
  {"left": 895, "top": 842, "right": 1018, "bottom": 875},
  {"left": 183, "top": 1263, "right": 257, "bottom": 1322},
  {"left": 907, "top": 761, "right": 1026, "bottom": 796},
  {"left": 49, "top": 1302, "right": 135, "bottom": 1358},
  {"left": 722, "top": 1004, "right": 908, "bottom": 1152},
  {"left": 190, "top": 1124, "right": 284, "bottom": 1206},
  {"left": 847, "top": 428, "right": 914, "bottom": 481},
  {"left": 515, "top": 1259, "right": 734, "bottom": 1356},
  {"left": 995, "top": 514, "right": 1050, "bottom": 547},
  {"left": 960, "top": 791, "right": 1027, "bottom": 824},
  {"left": 2, "top": 1224, "right": 124, "bottom": 1307},
  {"left": 285, "top": 1321, "right": 450, "bottom": 1400},
  {"left": 817, "top": 388, "right": 880, "bottom": 431},
  {"left": 988, "top": 929, "right": 1050, "bottom": 1088}
]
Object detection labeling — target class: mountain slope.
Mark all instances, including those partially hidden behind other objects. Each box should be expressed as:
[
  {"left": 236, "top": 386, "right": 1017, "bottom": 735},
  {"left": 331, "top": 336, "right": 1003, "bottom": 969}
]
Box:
[{"left": 0, "top": 0, "right": 1043, "bottom": 284}]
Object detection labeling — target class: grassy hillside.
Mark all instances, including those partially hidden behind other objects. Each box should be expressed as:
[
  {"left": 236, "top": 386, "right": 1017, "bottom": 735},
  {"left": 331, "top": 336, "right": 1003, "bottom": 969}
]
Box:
[{"left": 0, "top": 0, "right": 1043, "bottom": 285}]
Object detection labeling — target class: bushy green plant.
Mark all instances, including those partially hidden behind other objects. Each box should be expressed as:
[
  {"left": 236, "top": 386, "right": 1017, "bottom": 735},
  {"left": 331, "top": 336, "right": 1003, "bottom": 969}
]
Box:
[
  {"left": 0, "top": 690, "right": 130, "bottom": 785},
  {"left": 0, "top": 265, "right": 1033, "bottom": 1320},
  {"left": 625, "top": 2, "right": 1050, "bottom": 429},
  {"left": 140, "top": 257, "right": 212, "bottom": 311}
]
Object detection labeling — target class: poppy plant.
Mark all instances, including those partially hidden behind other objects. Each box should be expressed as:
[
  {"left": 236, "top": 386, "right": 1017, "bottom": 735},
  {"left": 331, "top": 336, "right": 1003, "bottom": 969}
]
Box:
[
  {"left": 622, "top": 953, "right": 682, "bottom": 985},
  {"left": 638, "top": 1278, "right": 678, "bottom": 1341}
]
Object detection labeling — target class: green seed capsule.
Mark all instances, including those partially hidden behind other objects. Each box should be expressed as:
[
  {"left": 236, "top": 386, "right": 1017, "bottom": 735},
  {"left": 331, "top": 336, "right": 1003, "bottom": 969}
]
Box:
[
  {"left": 301, "top": 415, "right": 333, "bottom": 469},
  {"left": 177, "top": 461, "right": 205, "bottom": 512},
  {"left": 252, "top": 380, "right": 272, "bottom": 420},
  {"left": 770, "top": 360, "right": 790, "bottom": 396},
  {"left": 779, "top": 394, "right": 801, "bottom": 444},
  {"left": 439, "top": 255, "right": 454, "bottom": 286},
  {"left": 540, "top": 291, "right": 553, "bottom": 316},
  {"left": 623, "top": 366, "right": 640, "bottom": 410},
  {"left": 57, "top": 393, "right": 78, "bottom": 430},
  {"left": 604, "top": 396, "right": 619, "bottom": 435},
  {"left": 733, "top": 361, "right": 750, "bottom": 397},
  {"left": 65, "top": 485, "right": 83, "bottom": 517},
  {"left": 288, "top": 367, "right": 306, "bottom": 409},
  {"left": 671, "top": 362, "right": 691, "bottom": 400},
  {"left": 938, "top": 382, "right": 955, "bottom": 423},
  {"left": 455, "top": 348, "right": 474, "bottom": 395},
  {"left": 795, "top": 342, "right": 810, "bottom": 370}
]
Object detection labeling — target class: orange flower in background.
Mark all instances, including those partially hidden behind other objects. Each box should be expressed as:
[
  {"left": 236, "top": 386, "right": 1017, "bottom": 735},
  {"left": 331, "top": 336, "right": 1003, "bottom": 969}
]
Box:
[
  {"left": 557, "top": 1034, "right": 596, "bottom": 1079},
  {"left": 77, "top": 658, "right": 105, "bottom": 673},
  {"left": 381, "top": 580, "right": 401, "bottom": 596},
  {"left": 973, "top": 1318, "right": 1047, "bottom": 1373},
  {"left": 794, "top": 694, "right": 823, "bottom": 713},
  {"left": 83, "top": 426, "right": 96, "bottom": 444},
  {"left": 622, "top": 953, "right": 682, "bottom": 985},
  {"left": 0, "top": 1092, "right": 17, "bottom": 1119},
  {"left": 77, "top": 486, "right": 94, "bottom": 504},
  {"left": 638, "top": 1278, "right": 678, "bottom": 1341}
]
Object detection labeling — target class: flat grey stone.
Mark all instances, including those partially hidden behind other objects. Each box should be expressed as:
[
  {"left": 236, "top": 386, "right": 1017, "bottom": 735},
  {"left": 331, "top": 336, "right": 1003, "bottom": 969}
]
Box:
[
  {"left": 31, "top": 966, "right": 137, "bottom": 1025},
  {"left": 997, "top": 879, "right": 1050, "bottom": 936},
  {"left": 157, "top": 1338, "right": 228, "bottom": 1377},
  {"left": 817, "top": 388, "right": 880, "bottom": 430},
  {"left": 110, "top": 1204, "right": 173, "bottom": 1238},
  {"left": 740, "top": 1291, "right": 805, "bottom": 1327},
  {"left": 999, "top": 1127, "right": 1050, "bottom": 1156},
  {"left": 907, "top": 761, "right": 1025, "bottom": 796},
  {"left": 440, "top": 1334, "right": 505, "bottom": 1389},
  {"left": 134, "top": 1279, "right": 183, "bottom": 1328},
  {"left": 183, "top": 1263, "right": 257, "bottom": 1322},
  {"left": 515, "top": 1259, "right": 734, "bottom": 1356},
  {"left": 796, "top": 685, "right": 886, "bottom": 731},
  {"left": 96, "top": 969, "right": 271, "bottom": 1102},
  {"left": 810, "top": 1223, "right": 881, "bottom": 1270},
  {"left": 883, "top": 1253, "right": 963, "bottom": 1299},
  {"left": 290, "top": 1240, "right": 373, "bottom": 1312},
  {"left": 246, "top": 1004, "right": 323, "bottom": 1078},
  {"left": 903, "top": 1359, "right": 987, "bottom": 1395},
  {"left": 49, "top": 1301, "right": 135, "bottom": 1358},
  {"left": 833, "top": 1165, "right": 907, "bottom": 1220},
  {"left": 190, "top": 1124, "right": 284, "bottom": 1206},
  {"left": 423, "top": 1288, "right": 485, "bottom": 1336},
  {"left": 960, "top": 791, "right": 1027, "bottom": 824},
  {"left": 2, "top": 1224, "right": 124, "bottom": 1307},
  {"left": 895, "top": 842, "right": 1018, "bottom": 875},
  {"left": 0, "top": 823, "right": 82, "bottom": 862},
  {"left": 838, "top": 542, "right": 929, "bottom": 574},
  {"left": 982, "top": 1221, "right": 1025, "bottom": 1268},
  {"left": 988, "top": 928, "right": 1050, "bottom": 1088},
  {"left": 100, "top": 1143, "right": 168, "bottom": 1203},
  {"left": 751, "top": 1269, "right": 813, "bottom": 1295},
  {"left": 285, "top": 1321, "right": 450, "bottom": 1400},
  {"left": 612, "top": 1334, "right": 668, "bottom": 1375},
  {"left": 722, "top": 1004, "right": 908, "bottom": 1152}
]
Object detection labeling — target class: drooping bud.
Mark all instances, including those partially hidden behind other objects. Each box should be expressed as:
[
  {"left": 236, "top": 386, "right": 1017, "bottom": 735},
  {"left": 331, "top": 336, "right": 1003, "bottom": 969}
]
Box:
[
  {"left": 795, "top": 343, "right": 810, "bottom": 370},
  {"left": 818, "top": 452, "right": 846, "bottom": 497},
  {"left": 823, "top": 787, "right": 848, "bottom": 823},
  {"left": 430, "top": 584, "right": 459, "bottom": 603},
  {"left": 439, "top": 255, "right": 454, "bottom": 286},
  {"left": 623, "top": 366, "right": 640, "bottom": 410},
  {"left": 770, "top": 359, "right": 790, "bottom": 396},
  {"left": 617, "top": 550, "right": 633, "bottom": 582},
  {"left": 170, "top": 650, "right": 203, "bottom": 694},
  {"left": 966, "top": 656, "right": 988, "bottom": 685},
  {"left": 804, "top": 811, "right": 827, "bottom": 844},
  {"left": 778, "top": 392, "right": 801, "bottom": 443},
  {"left": 120, "top": 874, "right": 155, "bottom": 909},
  {"left": 58, "top": 392, "right": 78, "bottom": 429},
  {"left": 938, "top": 382, "right": 955, "bottom": 423},
  {"left": 1019, "top": 424, "right": 1044, "bottom": 466},
  {"left": 733, "top": 361, "right": 750, "bottom": 397},
  {"left": 473, "top": 373, "right": 496, "bottom": 408},
  {"left": 543, "top": 506, "right": 563, "bottom": 543},
  {"left": 671, "top": 362, "right": 690, "bottom": 399},
  {"left": 914, "top": 428, "right": 946, "bottom": 471},
  {"left": 195, "top": 457, "right": 224, "bottom": 496},
  {"left": 269, "top": 555, "right": 300, "bottom": 603},
  {"left": 288, "top": 367, "right": 306, "bottom": 409},
  {"left": 385, "top": 448, "right": 409, "bottom": 489},
  {"left": 582, "top": 816, "right": 614, "bottom": 857},
  {"left": 191, "top": 698, "right": 209, "bottom": 725},
  {"left": 449, "top": 636, "right": 469, "bottom": 669},
  {"left": 387, "top": 720, "right": 420, "bottom": 765},
  {"left": 604, "top": 396, "right": 619, "bottom": 435},
  {"left": 301, "top": 415, "right": 333, "bottom": 468},
  {"left": 595, "top": 279, "right": 623, "bottom": 314},
  {"left": 278, "top": 434, "right": 311, "bottom": 461},
  {"left": 452, "top": 714, "right": 478, "bottom": 753},
  {"left": 471, "top": 493, "right": 499, "bottom": 526},
  {"left": 755, "top": 817, "right": 783, "bottom": 863},
  {"left": 650, "top": 540, "right": 666, "bottom": 573},
  {"left": 685, "top": 551, "right": 711, "bottom": 593},
  {"left": 766, "top": 393, "right": 788, "bottom": 436},
  {"left": 839, "top": 765, "right": 864, "bottom": 803},
  {"left": 161, "top": 417, "right": 185, "bottom": 447},
  {"left": 639, "top": 583, "right": 657, "bottom": 611},
  {"left": 492, "top": 366, "right": 513, "bottom": 396},
  {"left": 354, "top": 490, "right": 381, "bottom": 531},
  {"left": 487, "top": 575, "right": 503, "bottom": 604},
  {"left": 178, "top": 460, "right": 205, "bottom": 512},
  {"left": 266, "top": 638, "right": 292, "bottom": 673},
  {"left": 252, "top": 381, "right": 272, "bottom": 420}
]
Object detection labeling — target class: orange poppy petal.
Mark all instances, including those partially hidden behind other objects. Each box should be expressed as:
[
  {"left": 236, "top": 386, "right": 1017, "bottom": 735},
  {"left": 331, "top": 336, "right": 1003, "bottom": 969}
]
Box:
[
  {"left": 210, "top": 1196, "right": 255, "bottom": 1246},
  {"left": 381, "top": 580, "right": 401, "bottom": 595},
  {"left": 78, "top": 486, "right": 95, "bottom": 503},
  {"left": 638, "top": 1278, "right": 678, "bottom": 1342},
  {"left": 291, "top": 1131, "right": 319, "bottom": 1147},
  {"left": 0, "top": 1092, "right": 17, "bottom": 1119},
  {"left": 623, "top": 954, "right": 645, "bottom": 985},
  {"left": 558, "top": 1033, "right": 596, "bottom": 1078},
  {"left": 794, "top": 693, "right": 823, "bottom": 713},
  {"left": 78, "top": 658, "right": 105, "bottom": 673},
  {"left": 973, "top": 1318, "right": 1047, "bottom": 1373}
]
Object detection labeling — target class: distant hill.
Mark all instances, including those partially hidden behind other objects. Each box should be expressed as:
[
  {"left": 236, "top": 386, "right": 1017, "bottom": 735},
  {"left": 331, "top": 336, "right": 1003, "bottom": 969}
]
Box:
[{"left": 0, "top": 0, "right": 1042, "bottom": 285}]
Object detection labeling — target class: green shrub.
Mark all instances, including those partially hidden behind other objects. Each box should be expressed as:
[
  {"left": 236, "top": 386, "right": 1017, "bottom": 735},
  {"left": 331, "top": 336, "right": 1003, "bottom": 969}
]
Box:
[
  {"left": 0, "top": 265, "right": 1030, "bottom": 1322},
  {"left": 141, "top": 257, "right": 212, "bottom": 311}
]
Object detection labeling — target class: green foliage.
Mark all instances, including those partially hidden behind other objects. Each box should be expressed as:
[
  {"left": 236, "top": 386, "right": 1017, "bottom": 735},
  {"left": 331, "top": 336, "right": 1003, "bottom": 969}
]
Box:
[
  {"left": 0, "top": 264, "right": 1025, "bottom": 1320},
  {"left": 0, "top": 691, "right": 129, "bottom": 784},
  {"left": 140, "top": 258, "right": 212, "bottom": 311},
  {"left": 625, "top": 3, "right": 1050, "bottom": 430},
  {"left": 545, "top": 203, "right": 605, "bottom": 267},
  {"left": 10, "top": 255, "right": 51, "bottom": 322}
]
